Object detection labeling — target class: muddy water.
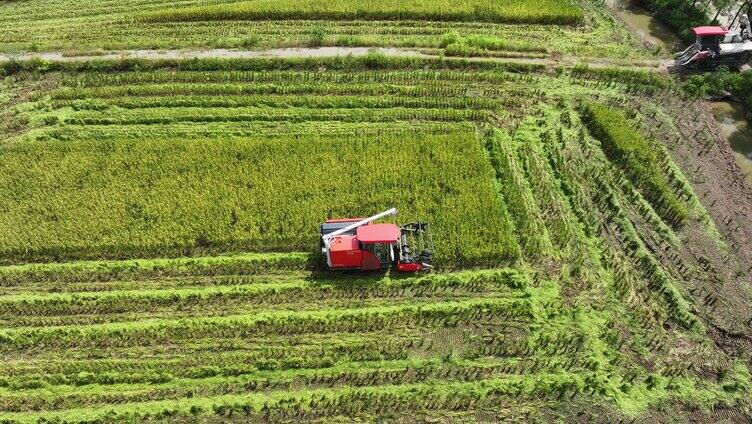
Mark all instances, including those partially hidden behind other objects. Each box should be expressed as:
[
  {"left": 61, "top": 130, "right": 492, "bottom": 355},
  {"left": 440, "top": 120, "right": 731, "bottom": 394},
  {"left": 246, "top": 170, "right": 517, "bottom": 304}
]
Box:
[
  {"left": 712, "top": 102, "right": 752, "bottom": 182},
  {"left": 605, "top": 0, "right": 684, "bottom": 52}
]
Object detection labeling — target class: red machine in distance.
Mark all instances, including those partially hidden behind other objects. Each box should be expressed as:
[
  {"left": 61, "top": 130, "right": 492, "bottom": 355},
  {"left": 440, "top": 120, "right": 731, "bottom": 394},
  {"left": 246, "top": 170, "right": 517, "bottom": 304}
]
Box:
[
  {"left": 320, "top": 208, "right": 433, "bottom": 272},
  {"left": 676, "top": 26, "right": 752, "bottom": 70}
]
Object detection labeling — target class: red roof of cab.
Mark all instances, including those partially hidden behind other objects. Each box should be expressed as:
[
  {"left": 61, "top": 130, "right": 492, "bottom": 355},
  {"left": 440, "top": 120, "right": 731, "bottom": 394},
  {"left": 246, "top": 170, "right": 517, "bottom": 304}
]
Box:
[
  {"left": 357, "top": 223, "right": 400, "bottom": 243},
  {"left": 694, "top": 26, "right": 728, "bottom": 36}
]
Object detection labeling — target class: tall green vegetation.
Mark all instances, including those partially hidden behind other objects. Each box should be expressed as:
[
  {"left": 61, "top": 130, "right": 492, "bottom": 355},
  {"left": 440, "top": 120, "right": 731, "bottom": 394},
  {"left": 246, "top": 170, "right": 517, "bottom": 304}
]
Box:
[
  {"left": 635, "top": 0, "right": 751, "bottom": 42},
  {"left": 142, "top": 0, "right": 584, "bottom": 25},
  {"left": 581, "top": 102, "right": 689, "bottom": 226},
  {"left": 685, "top": 69, "right": 752, "bottom": 115}
]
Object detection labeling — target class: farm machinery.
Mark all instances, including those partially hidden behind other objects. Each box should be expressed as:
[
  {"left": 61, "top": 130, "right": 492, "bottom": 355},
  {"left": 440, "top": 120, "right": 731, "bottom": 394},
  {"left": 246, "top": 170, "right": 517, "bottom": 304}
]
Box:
[
  {"left": 320, "top": 208, "right": 433, "bottom": 272},
  {"left": 675, "top": 26, "right": 752, "bottom": 70}
]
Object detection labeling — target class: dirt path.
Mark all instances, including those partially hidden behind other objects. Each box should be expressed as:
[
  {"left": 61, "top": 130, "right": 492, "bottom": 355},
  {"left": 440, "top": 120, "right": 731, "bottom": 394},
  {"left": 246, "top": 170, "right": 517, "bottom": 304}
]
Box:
[{"left": 0, "top": 46, "right": 670, "bottom": 72}]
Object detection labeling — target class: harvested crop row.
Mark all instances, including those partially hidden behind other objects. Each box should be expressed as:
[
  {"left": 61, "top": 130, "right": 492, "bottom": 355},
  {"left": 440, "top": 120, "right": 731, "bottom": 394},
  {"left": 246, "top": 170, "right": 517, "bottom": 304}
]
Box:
[
  {"left": 48, "top": 82, "right": 482, "bottom": 100},
  {"left": 2, "top": 56, "right": 546, "bottom": 78},
  {"left": 0, "top": 331, "right": 422, "bottom": 376},
  {"left": 49, "top": 106, "right": 485, "bottom": 126},
  {"left": 33, "top": 122, "right": 472, "bottom": 143},
  {"left": 0, "top": 284, "right": 527, "bottom": 328},
  {"left": 0, "top": 374, "right": 591, "bottom": 423},
  {"left": 64, "top": 70, "right": 527, "bottom": 87},
  {"left": 53, "top": 95, "right": 502, "bottom": 112},
  {"left": 0, "top": 298, "right": 533, "bottom": 350},
  {"left": 0, "top": 268, "right": 525, "bottom": 298},
  {"left": 484, "top": 127, "right": 554, "bottom": 259},
  {"left": 1, "top": 357, "right": 561, "bottom": 413}
]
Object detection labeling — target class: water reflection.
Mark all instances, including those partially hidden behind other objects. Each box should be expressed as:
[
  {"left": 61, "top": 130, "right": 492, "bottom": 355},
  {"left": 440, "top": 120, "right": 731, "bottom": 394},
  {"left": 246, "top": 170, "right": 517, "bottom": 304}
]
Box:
[
  {"left": 713, "top": 102, "right": 752, "bottom": 181},
  {"left": 605, "top": 0, "right": 684, "bottom": 52}
]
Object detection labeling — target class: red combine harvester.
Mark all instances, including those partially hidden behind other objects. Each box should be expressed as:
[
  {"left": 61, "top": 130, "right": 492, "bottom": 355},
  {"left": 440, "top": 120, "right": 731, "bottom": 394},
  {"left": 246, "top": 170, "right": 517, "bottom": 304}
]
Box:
[
  {"left": 320, "top": 208, "right": 433, "bottom": 272},
  {"left": 676, "top": 26, "right": 752, "bottom": 70}
]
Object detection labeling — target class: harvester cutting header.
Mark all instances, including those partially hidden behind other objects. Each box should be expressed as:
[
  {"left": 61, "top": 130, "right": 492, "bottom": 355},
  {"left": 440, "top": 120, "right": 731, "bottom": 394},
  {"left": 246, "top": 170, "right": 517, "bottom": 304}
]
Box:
[{"left": 320, "top": 208, "right": 433, "bottom": 272}]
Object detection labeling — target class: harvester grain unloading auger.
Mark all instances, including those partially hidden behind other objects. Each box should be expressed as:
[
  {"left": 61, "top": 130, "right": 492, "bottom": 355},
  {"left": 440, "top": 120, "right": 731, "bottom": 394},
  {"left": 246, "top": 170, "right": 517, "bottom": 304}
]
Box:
[
  {"left": 675, "top": 26, "right": 752, "bottom": 71},
  {"left": 320, "top": 208, "right": 433, "bottom": 272}
]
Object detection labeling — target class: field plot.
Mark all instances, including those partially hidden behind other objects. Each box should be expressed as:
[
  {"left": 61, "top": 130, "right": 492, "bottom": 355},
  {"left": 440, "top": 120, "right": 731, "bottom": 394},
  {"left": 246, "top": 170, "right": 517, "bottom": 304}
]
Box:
[
  {"left": 0, "top": 0, "right": 650, "bottom": 62},
  {"left": 142, "top": 0, "right": 584, "bottom": 25},
  {"left": 1, "top": 53, "right": 752, "bottom": 422},
  {"left": 0, "top": 255, "right": 745, "bottom": 423},
  {"left": 0, "top": 129, "right": 517, "bottom": 265},
  {"left": 0, "top": 265, "right": 561, "bottom": 423}
]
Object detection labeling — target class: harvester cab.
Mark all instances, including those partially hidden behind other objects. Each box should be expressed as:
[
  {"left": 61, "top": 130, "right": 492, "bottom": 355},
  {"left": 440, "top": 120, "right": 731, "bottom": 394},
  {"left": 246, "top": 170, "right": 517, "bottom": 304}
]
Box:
[
  {"left": 676, "top": 26, "right": 752, "bottom": 70},
  {"left": 320, "top": 208, "right": 433, "bottom": 272}
]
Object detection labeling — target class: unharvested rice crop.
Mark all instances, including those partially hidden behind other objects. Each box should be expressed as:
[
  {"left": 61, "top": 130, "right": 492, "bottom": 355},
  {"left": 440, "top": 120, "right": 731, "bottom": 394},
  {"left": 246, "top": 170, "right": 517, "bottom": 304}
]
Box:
[
  {"left": 581, "top": 101, "right": 689, "bottom": 226},
  {"left": 143, "top": 0, "right": 584, "bottom": 25},
  {"left": 0, "top": 130, "right": 518, "bottom": 265}
]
